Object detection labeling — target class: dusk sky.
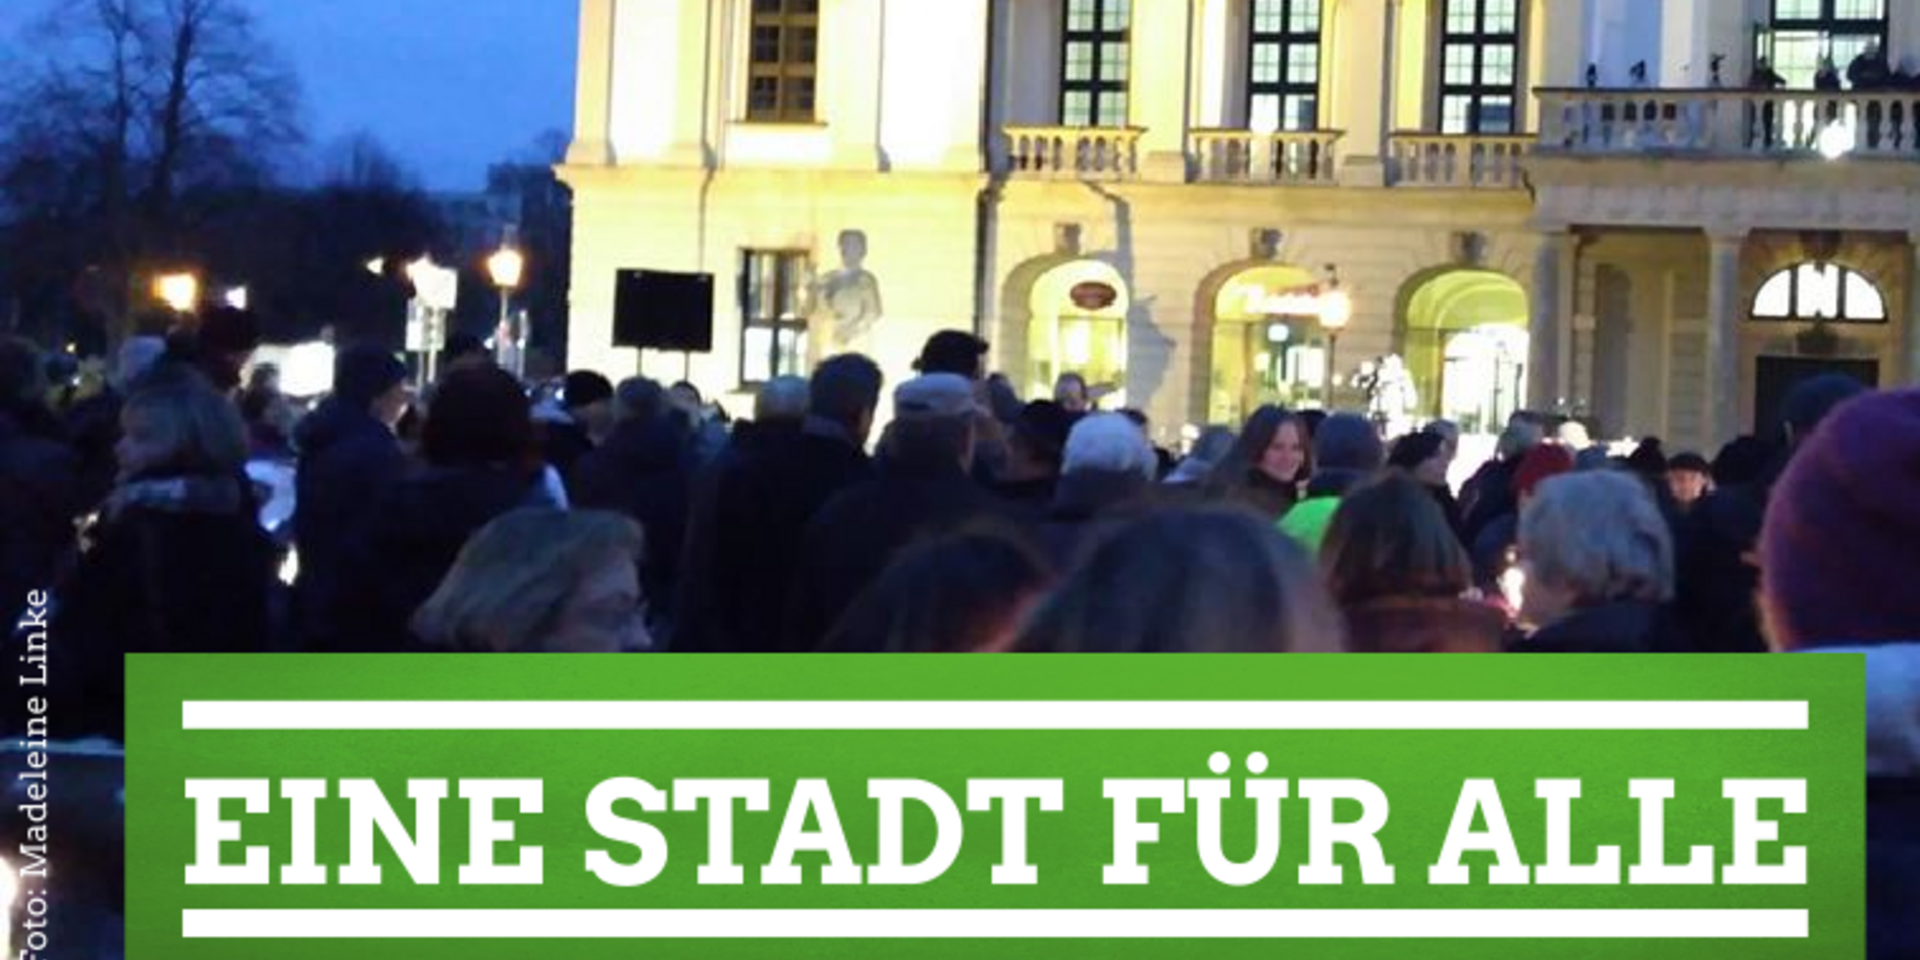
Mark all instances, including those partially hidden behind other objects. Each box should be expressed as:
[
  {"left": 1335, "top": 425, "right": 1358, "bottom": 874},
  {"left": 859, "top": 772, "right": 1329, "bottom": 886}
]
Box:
[{"left": 1, "top": 0, "right": 578, "bottom": 191}]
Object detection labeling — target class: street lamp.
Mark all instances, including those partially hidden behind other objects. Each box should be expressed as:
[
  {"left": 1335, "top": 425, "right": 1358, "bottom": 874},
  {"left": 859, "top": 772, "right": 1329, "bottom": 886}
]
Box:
[
  {"left": 153, "top": 272, "right": 200, "bottom": 314},
  {"left": 487, "top": 244, "right": 526, "bottom": 378},
  {"left": 365, "top": 257, "right": 386, "bottom": 277},
  {"left": 1319, "top": 267, "right": 1353, "bottom": 410}
]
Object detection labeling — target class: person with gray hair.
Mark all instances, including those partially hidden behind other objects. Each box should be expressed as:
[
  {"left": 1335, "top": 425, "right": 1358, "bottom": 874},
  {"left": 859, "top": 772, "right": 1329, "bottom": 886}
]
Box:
[
  {"left": 569, "top": 375, "right": 692, "bottom": 636},
  {"left": 754, "top": 375, "right": 810, "bottom": 426},
  {"left": 1040, "top": 413, "right": 1160, "bottom": 567},
  {"left": 1513, "top": 471, "right": 1687, "bottom": 653}
]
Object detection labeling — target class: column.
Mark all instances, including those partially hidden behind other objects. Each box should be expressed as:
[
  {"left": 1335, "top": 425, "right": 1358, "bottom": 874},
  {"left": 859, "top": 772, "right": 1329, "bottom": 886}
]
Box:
[
  {"left": 1527, "top": 230, "right": 1571, "bottom": 412},
  {"left": 1703, "top": 229, "right": 1747, "bottom": 446},
  {"left": 566, "top": 0, "right": 618, "bottom": 166},
  {"left": 1131, "top": 0, "right": 1195, "bottom": 181},
  {"left": 1335, "top": 0, "right": 1390, "bottom": 186}
]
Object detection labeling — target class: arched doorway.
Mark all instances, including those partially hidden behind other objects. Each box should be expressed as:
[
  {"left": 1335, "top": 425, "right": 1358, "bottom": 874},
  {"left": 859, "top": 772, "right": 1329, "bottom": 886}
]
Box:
[
  {"left": 1207, "top": 264, "right": 1335, "bottom": 424},
  {"left": 1402, "top": 269, "right": 1529, "bottom": 435},
  {"left": 1026, "top": 260, "right": 1130, "bottom": 405}
]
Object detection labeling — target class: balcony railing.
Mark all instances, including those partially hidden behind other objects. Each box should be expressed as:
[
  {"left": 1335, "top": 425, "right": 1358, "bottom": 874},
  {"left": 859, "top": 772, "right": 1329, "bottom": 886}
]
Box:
[
  {"left": 1189, "top": 129, "right": 1342, "bottom": 184},
  {"left": 1388, "top": 134, "right": 1533, "bottom": 188},
  {"left": 1538, "top": 88, "right": 1920, "bottom": 157},
  {"left": 1000, "top": 126, "right": 1144, "bottom": 180}
]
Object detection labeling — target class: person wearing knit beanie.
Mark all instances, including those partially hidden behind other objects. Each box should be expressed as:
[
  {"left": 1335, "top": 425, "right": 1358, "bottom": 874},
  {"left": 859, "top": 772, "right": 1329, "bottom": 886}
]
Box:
[{"left": 1761, "top": 389, "right": 1920, "bottom": 650}]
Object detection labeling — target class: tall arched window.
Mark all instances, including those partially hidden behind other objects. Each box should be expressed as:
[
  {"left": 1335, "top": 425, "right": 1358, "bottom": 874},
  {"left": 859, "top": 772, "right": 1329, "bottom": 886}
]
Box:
[
  {"left": 1751, "top": 263, "right": 1888, "bottom": 323},
  {"left": 1248, "top": 0, "right": 1322, "bottom": 132},
  {"left": 1763, "top": 0, "right": 1888, "bottom": 90}
]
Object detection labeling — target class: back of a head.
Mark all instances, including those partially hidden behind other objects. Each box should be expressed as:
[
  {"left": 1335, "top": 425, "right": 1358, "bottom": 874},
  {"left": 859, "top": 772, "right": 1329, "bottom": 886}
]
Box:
[
  {"left": 1314, "top": 412, "right": 1385, "bottom": 475},
  {"left": 1010, "top": 400, "right": 1077, "bottom": 469},
  {"left": 1423, "top": 418, "right": 1461, "bottom": 444},
  {"left": 1063, "top": 412, "right": 1156, "bottom": 480},
  {"left": 1520, "top": 470, "right": 1674, "bottom": 606},
  {"left": 820, "top": 528, "right": 1053, "bottom": 653},
  {"left": 563, "top": 371, "right": 615, "bottom": 411},
  {"left": 1761, "top": 389, "right": 1920, "bottom": 650},
  {"left": 1711, "top": 435, "right": 1776, "bottom": 487},
  {"left": 914, "top": 330, "right": 990, "bottom": 379},
  {"left": 1780, "top": 374, "right": 1868, "bottom": 448},
  {"left": 615, "top": 377, "right": 667, "bottom": 424},
  {"left": 1387, "top": 431, "right": 1445, "bottom": 473},
  {"left": 755, "top": 375, "right": 810, "bottom": 424},
  {"left": 1556, "top": 419, "right": 1593, "bottom": 450},
  {"left": 333, "top": 343, "right": 408, "bottom": 409},
  {"left": 1496, "top": 420, "right": 1545, "bottom": 461},
  {"left": 423, "top": 366, "right": 536, "bottom": 470},
  {"left": 413, "top": 508, "right": 643, "bottom": 653},
  {"left": 809, "top": 353, "right": 884, "bottom": 427},
  {"left": 1017, "top": 506, "right": 1345, "bottom": 653},
  {"left": 114, "top": 336, "right": 169, "bottom": 393},
  {"left": 122, "top": 373, "right": 250, "bottom": 479},
  {"left": 1512, "top": 443, "right": 1575, "bottom": 499},
  {"left": 1190, "top": 426, "right": 1238, "bottom": 465},
  {"left": 1322, "top": 474, "right": 1472, "bottom": 608},
  {"left": 888, "top": 373, "right": 977, "bottom": 468}
]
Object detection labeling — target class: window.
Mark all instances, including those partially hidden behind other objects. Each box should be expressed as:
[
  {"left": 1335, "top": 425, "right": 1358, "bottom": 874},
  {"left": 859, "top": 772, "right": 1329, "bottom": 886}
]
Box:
[
  {"left": 1249, "top": 0, "right": 1323, "bottom": 132},
  {"left": 746, "top": 0, "right": 818, "bottom": 122},
  {"left": 1751, "top": 263, "right": 1887, "bottom": 322},
  {"left": 1437, "top": 0, "right": 1520, "bottom": 134},
  {"left": 741, "top": 251, "right": 812, "bottom": 384},
  {"left": 1763, "top": 0, "right": 1888, "bottom": 89},
  {"left": 1061, "top": 0, "right": 1131, "bottom": 127}
]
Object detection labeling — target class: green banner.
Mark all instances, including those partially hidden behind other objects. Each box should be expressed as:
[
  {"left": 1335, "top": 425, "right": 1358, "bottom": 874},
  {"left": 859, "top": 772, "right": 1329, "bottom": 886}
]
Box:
[{"left": 126, "top": 655, "right": 1865, "bottom": 959}]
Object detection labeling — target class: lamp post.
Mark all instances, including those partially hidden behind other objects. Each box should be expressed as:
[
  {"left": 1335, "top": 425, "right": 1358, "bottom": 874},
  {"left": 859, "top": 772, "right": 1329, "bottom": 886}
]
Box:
[
  {"left": 153, "top": 272, "right": 200, "bottom": 314},
  {"left": 1319, "top": 269, "right": 1353, "bottom": 410},
  {"left": 487, "top": 244, "right": 526, "bottom": 379}
]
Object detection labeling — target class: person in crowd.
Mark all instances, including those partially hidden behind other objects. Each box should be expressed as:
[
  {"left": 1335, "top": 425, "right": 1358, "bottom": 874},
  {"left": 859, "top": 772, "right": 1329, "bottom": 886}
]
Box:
[
  {"left": 164, "top": 306, "right": 262, "bottom": 395},
  {"left": 1118, "top": 408, "right": 1178, "bottom": 480},
  {"left": 1666, "top": 452, "right": 1713, "bottom": 512},
  {"left": 913, "top": 330, "right": 1011, "bottom": 480},
  {"left": 1815, "top": 55, "right": 1844, "bottom": 92},
  {"left": 55, "top": 370, "right": 276, "bottom": 737},
  {"left": 915, "top": 330, "right": 990, "bottom": 380},
  {"left": 1204, "top": 405, "right": 1310, "bottom": 521},
  {"left": 239, "top": 363, "right": 296, "bottom": 460},
  {"left": 990, "top": 400, "right": 1077, "bottom": 511},
  {"left": 783, "top": 373, "right": 1008, "bottom": 652},
  {"left": 754, "top": 375, "right": 810, "bottom": 428},
  {"left": 1676, "top": 374, "right": 1866, "bottom": 654},
  {"left": 0, "top": 338, "right": 79, "bottom": 634},
  {"left": 332, "top": 365, "right": 558, "bottom": 652},
  {"left": 667, "top": 380, "right": 729, "bottom": 464},
  {"left": 543, "top": 370, "right": 614, "bottom": 478},
  {"left": 1511, "top": 471, "right": 1686, "bottom": 653},
  {"left": 1322, "top": 475, "right": 1507, "bottom": 653},
  {"left": 291, "top": 343, "right": 411, "bottom": 650},
  {"left": 1386, "top": 429, "right": 1462, "bottom": 537},
  {"left": 1626, "top": 437, "right": 1667, "bottom": 477},
  {"left": 68, "top": 334, "right": 168, "bottom": 512},
  {"left": 1469, "top": 442, "right": 1575, "bottom": 588},
  {"left": 1017, "top": 506, "right": 1345, "bottom": 653},
  {"left": 820, "top": 529, "right": 1053, "bottom": 653},
  {"left": 1749, "top": 56, "right": 1787, "bottom": 90},
  {"left": 569, "top": 377, "right": 692, "bottom": 638},
  {"left": 1040, "top": 412, "right": 1160, "bottom": 568},
  {"left": 1849, "top": 42, "right": 1892, "bottom": 91},
  {"left": 1756, "top": 389, "right": 1918, "bottom": 957},
  {"left": 1164, "top": 425, "right": 1237, "bottom": 487},
  {"left": 1711, "top": 435, "right": 1774, "bottom": 489},
  {"left": 1460, "top": 413, "right": 1546, "bottom": 543},
  {"left": 1054, "top": 372, "right": 1091, "bottom": 414},
  {"left": 412, "top": 508, "right": 651, "bottom": 653},
  {"left": 1279, "top": 412, "right": 1385, "bottom": 554},
  {"left": 675, "top": 354, "right": 882, "bottom": 652},
  {"left": 1424, "top": 418, "right": 1461, "bottom": 463},
  {"left": 442, "top": 332, "right": 494, "bottom": 374}
]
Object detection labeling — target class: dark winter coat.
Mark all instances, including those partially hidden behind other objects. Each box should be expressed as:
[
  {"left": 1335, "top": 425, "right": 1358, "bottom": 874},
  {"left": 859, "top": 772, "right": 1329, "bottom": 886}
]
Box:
[
  {"left": 673, "top": 418, "right": 872, "bottom": 652},
  {"left": 782, "top": 458, "right": 1006, "bottom": 653},
  {"left": 53, "top": 472, "right": 276, "bottom": 739},
  {"left": 542, "top": 417, "right": 597, "bottom": 480},
  {"left": 1039, "top": 469, "right": 1152, "bottom": 570},
  {"left": 1512, "top": 599, "right": 1689, "bottom": 653},
  {"left": 0, "top": 405, "right": 79, "bottom": 632},
  {"left": 329, "top": 464, "right": 552, "bottom": 652},
  {"left": 568, "top": 416, "right": 694, "bottom": 624},
  {"left": 1674, "top": 471, "right": 1776, "bottom": 654},
  {"left": 292, "top": 397, "right": 407, "bottom": 649},
  {"left": 63, "top": 388, "right": 123, "bottom": 514}
]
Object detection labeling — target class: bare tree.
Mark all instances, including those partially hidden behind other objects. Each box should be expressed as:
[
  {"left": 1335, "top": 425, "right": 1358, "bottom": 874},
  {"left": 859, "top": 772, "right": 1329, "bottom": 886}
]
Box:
[{"left": 323, "top": 131, "right": 417, "bottom": 193}]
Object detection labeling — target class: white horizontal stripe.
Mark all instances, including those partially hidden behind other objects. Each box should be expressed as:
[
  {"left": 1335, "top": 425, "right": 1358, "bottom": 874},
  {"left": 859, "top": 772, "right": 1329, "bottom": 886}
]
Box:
[
  {"left": 182, "top": 700, "right": 1808, "bottom": 732},
  {"left": 181, "top": 908, "right": 1809, "bottom": 939}
]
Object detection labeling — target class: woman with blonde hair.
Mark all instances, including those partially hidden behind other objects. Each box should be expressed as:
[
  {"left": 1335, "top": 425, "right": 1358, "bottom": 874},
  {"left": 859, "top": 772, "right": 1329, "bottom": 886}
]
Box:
[
  {"left": 1322, "top": 474, "right": 1507, "bottom": 652},
  {"left": 413, "top": 508, "right": 652, "bottom": 653}
]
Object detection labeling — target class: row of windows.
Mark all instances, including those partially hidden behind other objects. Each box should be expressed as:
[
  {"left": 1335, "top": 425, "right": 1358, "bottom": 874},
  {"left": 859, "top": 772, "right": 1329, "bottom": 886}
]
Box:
[{"left": 746, "top": 0, "right": 1894, "bottom": 132}]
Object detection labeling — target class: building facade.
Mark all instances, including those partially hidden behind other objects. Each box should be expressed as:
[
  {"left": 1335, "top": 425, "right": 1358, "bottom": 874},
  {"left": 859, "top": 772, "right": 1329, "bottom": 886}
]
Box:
[{"left": 561, "top": 0, "right": 1920, "bottom": 449}]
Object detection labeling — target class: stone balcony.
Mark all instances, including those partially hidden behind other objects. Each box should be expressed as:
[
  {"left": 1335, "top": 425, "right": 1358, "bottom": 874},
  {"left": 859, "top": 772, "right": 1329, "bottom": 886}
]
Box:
[
  {"left": 1386, "top": 133, "right": 1534, "bottom": 188},
  {"left": 1537, "top": 87, "right": 1920, "bottom": 158},
  {"left": 998, "top": 126, "right": 1145, "bottom": 180},
  {"left": 1188, "top": 129, "right": 1342, "bottom": 184}
]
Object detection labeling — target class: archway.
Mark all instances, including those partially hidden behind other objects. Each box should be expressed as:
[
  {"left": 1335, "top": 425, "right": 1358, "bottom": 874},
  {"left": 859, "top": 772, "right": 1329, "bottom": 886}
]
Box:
[
  {"left": 1025, "top": 260, "right": 1130, "bottom": 405},
  {"left": 1401, "top": 269, "right": 1529, "bottom": 435},
  {"left": 1207, "top": 263, "right": 1334, "bottom": 424}
]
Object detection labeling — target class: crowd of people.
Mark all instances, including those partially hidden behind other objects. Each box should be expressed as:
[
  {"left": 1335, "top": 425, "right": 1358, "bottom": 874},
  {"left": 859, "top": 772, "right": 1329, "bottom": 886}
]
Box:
[{"left": 0, "top": 314, "right": 1913, "bottom": 949}]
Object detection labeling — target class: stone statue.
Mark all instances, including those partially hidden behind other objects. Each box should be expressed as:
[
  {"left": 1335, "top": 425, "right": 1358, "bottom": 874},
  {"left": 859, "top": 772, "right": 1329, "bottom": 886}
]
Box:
[{"left": 816, "top": 230, "right": 883, "bottom": 351}]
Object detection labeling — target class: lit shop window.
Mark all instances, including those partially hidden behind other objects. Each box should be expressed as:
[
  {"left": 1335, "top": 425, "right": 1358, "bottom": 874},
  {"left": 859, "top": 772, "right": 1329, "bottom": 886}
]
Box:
[
  {"left": 1438, "top": 0, "right": 1520, "bottom": 134},
  {"left": 1248, "top": 0, "right": 1322, "bottom": 132},
  {"left": 746, "top": 0, "right": 819, "bottom": 122},
  {"left": 1062, "top": 0, "right": 1132, "bottom": 127},
  {"left": 1751, "top": 263, "right": 1887, "bottom": 323}
]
